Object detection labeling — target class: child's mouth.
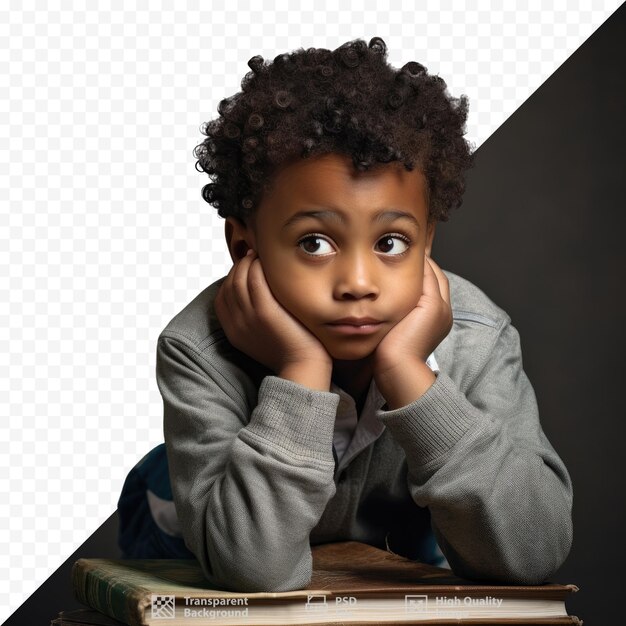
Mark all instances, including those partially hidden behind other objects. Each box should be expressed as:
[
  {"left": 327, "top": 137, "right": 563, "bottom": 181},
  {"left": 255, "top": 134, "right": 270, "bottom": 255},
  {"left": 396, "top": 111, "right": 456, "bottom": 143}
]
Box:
[{"left": 326, "top": 317, "right": 383, "bottom": 335}]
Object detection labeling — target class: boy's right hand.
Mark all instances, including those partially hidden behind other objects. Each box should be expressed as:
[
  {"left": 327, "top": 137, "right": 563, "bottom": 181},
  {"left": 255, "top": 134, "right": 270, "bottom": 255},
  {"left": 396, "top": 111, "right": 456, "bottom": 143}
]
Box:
[{"left": 215, "top": 250, "right": 333, "bottom": 392}]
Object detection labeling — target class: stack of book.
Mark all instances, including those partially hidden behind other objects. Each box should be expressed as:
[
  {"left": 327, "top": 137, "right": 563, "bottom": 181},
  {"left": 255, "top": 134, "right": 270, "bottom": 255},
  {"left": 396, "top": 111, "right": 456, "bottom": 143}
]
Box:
[{"left": 52, "top": 541, "right": 581, "bottom": 625}]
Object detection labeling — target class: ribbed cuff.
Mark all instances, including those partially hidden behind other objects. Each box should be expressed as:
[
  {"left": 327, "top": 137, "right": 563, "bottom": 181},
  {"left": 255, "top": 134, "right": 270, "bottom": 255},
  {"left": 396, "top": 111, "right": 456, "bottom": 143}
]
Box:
[
  {"left": 377, "top": 370, "right": 482, "bottom": 467},
  {"left": 245, "top": 375, "right": 340, "bottom": 464}
]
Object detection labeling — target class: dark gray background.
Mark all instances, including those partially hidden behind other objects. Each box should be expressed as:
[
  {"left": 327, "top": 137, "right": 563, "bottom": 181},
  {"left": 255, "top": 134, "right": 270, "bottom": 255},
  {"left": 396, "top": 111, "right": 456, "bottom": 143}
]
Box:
[
  {"left": 436, "top": 4, "right": 626, "bottom": 622},
  {"left": 4, "top": 5, "right": 625, "bottom": 624}
]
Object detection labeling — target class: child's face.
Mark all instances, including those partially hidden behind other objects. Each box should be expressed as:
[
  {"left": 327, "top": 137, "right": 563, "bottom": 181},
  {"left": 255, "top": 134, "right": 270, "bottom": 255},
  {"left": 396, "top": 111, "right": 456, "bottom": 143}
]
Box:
[{"left": 228, "top": 152, "right": 435, "bottom": 362}]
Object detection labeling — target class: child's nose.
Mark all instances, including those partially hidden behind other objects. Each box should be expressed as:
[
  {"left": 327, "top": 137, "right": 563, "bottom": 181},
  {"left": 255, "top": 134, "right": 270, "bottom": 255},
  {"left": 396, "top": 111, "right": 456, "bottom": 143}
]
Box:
[{"left": 332, "top": 252, "right": 379, "bottom": 300}]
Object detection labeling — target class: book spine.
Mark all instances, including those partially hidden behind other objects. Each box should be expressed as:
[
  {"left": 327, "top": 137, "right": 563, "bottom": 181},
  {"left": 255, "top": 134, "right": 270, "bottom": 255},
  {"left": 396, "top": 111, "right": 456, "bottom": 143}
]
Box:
[{"left": 71, "top": 561, "right": 146, "bottom": 626}]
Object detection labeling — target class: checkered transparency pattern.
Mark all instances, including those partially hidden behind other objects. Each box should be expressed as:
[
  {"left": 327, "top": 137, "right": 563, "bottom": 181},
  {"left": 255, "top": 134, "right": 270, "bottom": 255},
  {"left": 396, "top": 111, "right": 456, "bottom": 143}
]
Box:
[{"left": 0, "top": 1, "right": 620, "bottom": 621}]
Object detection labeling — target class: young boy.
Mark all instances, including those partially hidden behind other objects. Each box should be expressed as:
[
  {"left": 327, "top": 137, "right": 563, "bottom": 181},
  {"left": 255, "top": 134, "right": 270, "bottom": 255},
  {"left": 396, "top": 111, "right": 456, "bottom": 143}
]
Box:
[{"left": 117, "top": 37, "right": 573, "bottom": 592}]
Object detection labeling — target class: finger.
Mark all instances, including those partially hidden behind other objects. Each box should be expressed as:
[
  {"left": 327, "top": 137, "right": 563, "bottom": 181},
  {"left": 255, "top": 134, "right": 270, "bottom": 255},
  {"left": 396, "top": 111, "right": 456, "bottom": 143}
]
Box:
[
  {"left": 230, "top": 249, "right": 256, "bottom": 313},
  {"left": 426, "top": 255, "right": 451, "bottom": 306},
  {"left": 420, "top": 254, "right": 441, "bottom": 300},
  {"left": 246, "top": 254, "right": 273, "bottom": 312}
]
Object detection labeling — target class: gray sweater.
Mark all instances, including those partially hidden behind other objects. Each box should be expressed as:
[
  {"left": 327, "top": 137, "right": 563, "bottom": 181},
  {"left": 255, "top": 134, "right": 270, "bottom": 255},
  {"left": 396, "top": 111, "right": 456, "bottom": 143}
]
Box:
[{"left": 157, "top": 269, "right": 573, "bottom": 592}]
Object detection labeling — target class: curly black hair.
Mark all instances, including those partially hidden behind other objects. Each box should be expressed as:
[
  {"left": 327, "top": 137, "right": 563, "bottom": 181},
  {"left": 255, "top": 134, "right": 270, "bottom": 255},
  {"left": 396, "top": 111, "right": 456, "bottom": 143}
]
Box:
[{"left": 194, "top": 36, "right": 474, "bottom": 224}]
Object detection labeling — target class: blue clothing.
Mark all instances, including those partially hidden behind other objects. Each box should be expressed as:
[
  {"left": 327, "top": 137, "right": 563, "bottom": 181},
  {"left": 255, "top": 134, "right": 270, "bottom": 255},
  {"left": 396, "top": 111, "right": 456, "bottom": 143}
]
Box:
[{"left": 117, "top": 444, "right": 194, "bottom": 559}]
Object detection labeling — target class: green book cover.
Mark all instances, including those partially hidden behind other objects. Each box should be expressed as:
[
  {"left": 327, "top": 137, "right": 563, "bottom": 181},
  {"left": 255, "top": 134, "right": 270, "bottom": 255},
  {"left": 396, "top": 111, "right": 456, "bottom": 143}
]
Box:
[{"left": 71, "top": 557, "right": 310, "bottom": 626}]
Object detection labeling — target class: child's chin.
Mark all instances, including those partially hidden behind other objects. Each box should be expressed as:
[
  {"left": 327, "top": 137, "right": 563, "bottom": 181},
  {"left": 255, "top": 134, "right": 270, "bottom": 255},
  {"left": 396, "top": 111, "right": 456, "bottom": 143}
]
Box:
[{"left": 325, "top": 343, "right": 378, "bottom": 362}]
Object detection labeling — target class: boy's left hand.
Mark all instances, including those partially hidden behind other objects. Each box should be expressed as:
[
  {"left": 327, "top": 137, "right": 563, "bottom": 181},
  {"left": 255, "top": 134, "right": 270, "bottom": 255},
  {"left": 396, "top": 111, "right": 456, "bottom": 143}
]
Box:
[{"left": 373, "top": 255, "right": 453, "bottom": 406}]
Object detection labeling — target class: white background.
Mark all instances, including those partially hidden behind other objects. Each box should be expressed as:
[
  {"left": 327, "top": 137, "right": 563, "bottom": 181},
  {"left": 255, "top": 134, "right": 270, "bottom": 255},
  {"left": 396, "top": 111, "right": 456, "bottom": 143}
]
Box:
[{"left": 1, "top": 1, "right": 622, "bottom": 621}]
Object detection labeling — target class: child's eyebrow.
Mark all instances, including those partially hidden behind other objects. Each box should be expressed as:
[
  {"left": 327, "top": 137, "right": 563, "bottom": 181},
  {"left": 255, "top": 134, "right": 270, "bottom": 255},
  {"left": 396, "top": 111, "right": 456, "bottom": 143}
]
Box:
[{"left": 282, "top": 208, "right": 420, "bottom": 230}]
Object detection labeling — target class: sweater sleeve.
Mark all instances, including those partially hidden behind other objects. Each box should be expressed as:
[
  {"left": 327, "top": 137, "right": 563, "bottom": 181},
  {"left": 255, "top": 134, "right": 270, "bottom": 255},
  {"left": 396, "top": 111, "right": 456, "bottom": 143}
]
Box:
[
  {"left": 156, "top": 335, "right": 339, "bottom": 592},
  {"left": 375, "top": 317, "right": 573, "bottom": 584}
]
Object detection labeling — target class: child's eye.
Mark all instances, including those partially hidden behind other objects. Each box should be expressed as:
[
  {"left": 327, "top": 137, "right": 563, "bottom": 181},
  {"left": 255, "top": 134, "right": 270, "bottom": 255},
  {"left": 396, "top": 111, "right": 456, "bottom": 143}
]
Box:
[
  {"left": 376, "top": 235, "right": 410, "bottom": 255},
  {"left": 297, "top": 235, "right": 335, "bottom": 256}
]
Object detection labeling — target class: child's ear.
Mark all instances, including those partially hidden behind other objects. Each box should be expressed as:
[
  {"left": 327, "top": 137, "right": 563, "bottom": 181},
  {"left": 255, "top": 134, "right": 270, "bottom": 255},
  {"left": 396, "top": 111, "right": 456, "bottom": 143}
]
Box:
[
  {"left": 224, "top": 216, "right": 256, "bottom": 262},
  {"left": 425, "top": 221, "right": 437, "bottom": 257}
]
